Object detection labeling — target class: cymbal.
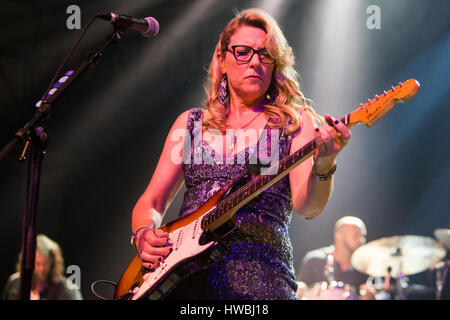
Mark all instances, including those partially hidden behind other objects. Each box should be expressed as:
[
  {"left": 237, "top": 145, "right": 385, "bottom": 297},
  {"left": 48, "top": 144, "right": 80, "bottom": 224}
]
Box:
[
  {"left": 434, "top": 228, "right": 450, "bottom": 249},
  {"left": 351, "top": 235, "right": 446, "bottom": 277}
]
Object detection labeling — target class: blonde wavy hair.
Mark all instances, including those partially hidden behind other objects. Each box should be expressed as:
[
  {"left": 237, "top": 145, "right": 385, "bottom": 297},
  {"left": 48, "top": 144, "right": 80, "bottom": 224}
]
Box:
[{"left": 204, "top": 8, "right": 318, "bottom": 135}]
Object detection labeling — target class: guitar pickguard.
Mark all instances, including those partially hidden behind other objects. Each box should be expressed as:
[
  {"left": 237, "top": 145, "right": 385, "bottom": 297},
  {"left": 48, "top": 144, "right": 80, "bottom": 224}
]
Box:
[{"left": 124, "top": 215, "right": 228, "bottom": 300}]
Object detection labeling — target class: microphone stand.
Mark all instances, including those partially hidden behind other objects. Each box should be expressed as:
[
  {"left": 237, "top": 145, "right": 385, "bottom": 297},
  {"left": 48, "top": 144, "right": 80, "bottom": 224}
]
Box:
[{"left": 0, "top": 26, "right": 126, "bottom": 300}]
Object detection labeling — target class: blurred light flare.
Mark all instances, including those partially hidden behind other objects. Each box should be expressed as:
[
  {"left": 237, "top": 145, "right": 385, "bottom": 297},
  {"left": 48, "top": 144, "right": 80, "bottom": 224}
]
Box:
[
  {"left": 290, "top": 0, "right": 373, "bottom": 257},
  {"left": 251, "top": 0, "right": 287, "bottom": 20}
]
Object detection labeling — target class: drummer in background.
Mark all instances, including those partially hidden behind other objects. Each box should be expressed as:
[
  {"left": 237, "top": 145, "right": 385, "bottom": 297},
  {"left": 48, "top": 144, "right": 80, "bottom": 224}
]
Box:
[{"left": 296, "top": 216, "right": 375, "bottom": 299}]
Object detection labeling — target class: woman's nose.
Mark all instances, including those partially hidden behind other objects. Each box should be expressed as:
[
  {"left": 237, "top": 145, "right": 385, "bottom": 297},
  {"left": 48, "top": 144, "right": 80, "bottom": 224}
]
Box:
[{"left": 249, "top": 53, "right": 262, "bottom": 70}]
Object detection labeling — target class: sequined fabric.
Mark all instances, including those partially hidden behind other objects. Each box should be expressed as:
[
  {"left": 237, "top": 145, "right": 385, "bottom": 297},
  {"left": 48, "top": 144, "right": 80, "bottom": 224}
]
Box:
[{"left": 178, "top": 107, "right": 298, "bottom": 300}]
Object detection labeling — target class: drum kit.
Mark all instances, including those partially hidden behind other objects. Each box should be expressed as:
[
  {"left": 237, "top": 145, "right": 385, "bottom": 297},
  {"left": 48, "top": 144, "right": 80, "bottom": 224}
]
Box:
[{"left": 299, "top": 229, "right": 449, "bottom": 300}]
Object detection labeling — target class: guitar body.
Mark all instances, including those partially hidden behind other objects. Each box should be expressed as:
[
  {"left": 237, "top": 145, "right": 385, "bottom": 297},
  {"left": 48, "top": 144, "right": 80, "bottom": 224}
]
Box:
[
  {"left": 113, "top": 79, "right": 420, "bottom": 300},
  {"left": 114, "top": 174, "right": 242, "bottom": 300}
]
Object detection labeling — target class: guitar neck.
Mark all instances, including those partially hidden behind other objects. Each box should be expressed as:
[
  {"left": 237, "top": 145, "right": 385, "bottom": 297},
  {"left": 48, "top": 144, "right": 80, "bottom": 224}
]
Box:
[
  {"left": 202, "top": 111, "right": 360, "bottom": 231},
  {"left": 202, "top": 135, "right": 320, "bottom": 231},
  {"left": 202, "top": 84, "right": 416, "bottom": 231}
]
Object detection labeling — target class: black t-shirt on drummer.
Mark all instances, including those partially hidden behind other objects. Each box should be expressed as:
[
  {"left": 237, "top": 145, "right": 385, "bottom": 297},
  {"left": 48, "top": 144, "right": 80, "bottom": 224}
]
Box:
[{"left": 296, "top": 245, "right": 368, "bottom": 289}]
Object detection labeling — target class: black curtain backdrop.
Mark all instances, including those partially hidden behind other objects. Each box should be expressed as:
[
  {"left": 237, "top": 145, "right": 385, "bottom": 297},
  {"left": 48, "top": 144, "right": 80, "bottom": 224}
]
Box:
[{"left": 1, "top": 0, "right": 449, "bottom": 300}]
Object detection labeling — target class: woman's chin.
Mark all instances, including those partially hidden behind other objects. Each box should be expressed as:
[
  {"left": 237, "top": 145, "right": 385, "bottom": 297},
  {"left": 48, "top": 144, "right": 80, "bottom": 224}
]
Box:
[{"left": 236, "top": 89, "right": 267, "bottom": 103}]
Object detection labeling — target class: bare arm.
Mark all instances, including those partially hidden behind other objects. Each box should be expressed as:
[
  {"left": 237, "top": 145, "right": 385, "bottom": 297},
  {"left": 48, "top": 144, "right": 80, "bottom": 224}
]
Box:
[
  {"left": 289, "top": 111, "right": 351, "bottom": 219},
  {"left": 132, "top": 109, "right": 190, "bottom": 269}
]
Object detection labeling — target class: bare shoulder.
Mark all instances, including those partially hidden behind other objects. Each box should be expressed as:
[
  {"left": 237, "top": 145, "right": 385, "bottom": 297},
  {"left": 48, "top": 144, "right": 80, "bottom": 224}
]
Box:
[{"left": 172, "top": 109, "right": 192, "bottom": 129}]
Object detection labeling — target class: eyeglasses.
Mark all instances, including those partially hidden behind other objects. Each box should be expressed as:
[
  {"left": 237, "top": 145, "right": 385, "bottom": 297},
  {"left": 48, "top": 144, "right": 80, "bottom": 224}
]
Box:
[{"left": 227, "top": 45, "right": 275, "bottom": 65}]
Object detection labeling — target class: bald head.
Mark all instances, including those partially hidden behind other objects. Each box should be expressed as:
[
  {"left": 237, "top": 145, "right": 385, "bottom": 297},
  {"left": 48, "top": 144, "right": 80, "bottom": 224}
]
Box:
[
  {"left": 334, "top": 216, "right": 367, "bottom": 253},
  {"left": 335, "top": 216, "right": 367, "bottom": 236}
]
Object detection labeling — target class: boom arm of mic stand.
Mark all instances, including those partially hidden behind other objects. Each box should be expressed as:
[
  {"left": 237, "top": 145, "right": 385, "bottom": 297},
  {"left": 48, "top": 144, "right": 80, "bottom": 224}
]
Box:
[{"left": 0, "top": 29, "right": 124, "bottom": 162}]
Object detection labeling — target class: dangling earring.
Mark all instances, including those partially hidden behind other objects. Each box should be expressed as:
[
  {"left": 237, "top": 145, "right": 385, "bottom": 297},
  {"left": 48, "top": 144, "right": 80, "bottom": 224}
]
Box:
[
  {"left": 218, "top": 74, "right": 229, "bottom": 108},
  {"left": 266, "top": 85, "right": 277, "bottom": 105}
]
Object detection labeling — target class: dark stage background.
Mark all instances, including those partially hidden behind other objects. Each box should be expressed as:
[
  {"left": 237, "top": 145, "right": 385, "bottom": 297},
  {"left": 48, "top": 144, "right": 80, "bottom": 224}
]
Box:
[{"left": 1, "top": 0, "right": 449, "bottom": 300}]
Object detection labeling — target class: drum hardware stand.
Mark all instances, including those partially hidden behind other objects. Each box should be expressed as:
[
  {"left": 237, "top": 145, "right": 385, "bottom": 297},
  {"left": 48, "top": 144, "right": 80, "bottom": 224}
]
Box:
[
  {"left": 0, "top": 23, "right": 127, "bottom": 300},
  {"left": 371, "top": 267, "right": 392, "bottom": 300},
  {"left": 324, "top": 253, "right": 335, "bottom": 284},
  {"left": 394, "top": 271, "right": 408, "bottom": 300},
  {"left": 435, "top": 260, "right": 449, "bottom": 300},
  {"left": 392, "top": 248, "right": 408, "bottom": 300}
]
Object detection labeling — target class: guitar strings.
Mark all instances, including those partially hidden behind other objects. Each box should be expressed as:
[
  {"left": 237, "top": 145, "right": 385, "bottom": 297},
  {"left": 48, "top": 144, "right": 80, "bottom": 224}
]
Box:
[{"left": 206, "top": 139, "right": 317, "bottom": 224}]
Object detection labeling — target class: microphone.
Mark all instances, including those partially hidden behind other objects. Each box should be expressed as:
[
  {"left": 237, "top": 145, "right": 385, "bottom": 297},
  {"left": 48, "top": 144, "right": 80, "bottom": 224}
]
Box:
[{"left": 98, "top": 12, "right": 159, "bottom": 38}]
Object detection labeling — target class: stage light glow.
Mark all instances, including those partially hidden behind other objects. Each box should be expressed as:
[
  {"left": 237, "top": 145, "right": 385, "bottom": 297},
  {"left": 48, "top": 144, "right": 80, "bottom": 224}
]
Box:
[
  {"left": 252, "top": 0, "right": 287, "bottom": 20},
  {"left": 298, "top": 0, "right": 367, "bottom": 115},
  {"left": 289, "top": 0, "right": 374, "bottom": 252}
]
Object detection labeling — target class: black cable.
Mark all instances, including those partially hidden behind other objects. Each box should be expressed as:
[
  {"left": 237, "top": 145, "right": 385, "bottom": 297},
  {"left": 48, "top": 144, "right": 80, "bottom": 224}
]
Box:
[{"left": 90, "top": 279, "right": 118, "bottom": 300}]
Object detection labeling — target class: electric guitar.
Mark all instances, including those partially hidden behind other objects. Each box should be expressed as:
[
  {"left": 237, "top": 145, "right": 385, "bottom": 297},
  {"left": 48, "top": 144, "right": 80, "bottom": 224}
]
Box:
[{"left": 114, "top": 79, "right": 420, "bottom": 300}]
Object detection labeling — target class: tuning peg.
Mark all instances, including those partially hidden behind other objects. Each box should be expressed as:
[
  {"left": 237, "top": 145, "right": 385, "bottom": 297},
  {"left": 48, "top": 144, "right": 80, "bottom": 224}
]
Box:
[
  {"left": 375, "top": 94, "right": 380, "bottom": 101},
  {"left": 398, "top": 82, "right": 404, "bottom": 87},
  {"left": 367, "top": 98, "right": 372, "bottom": 105},
  {"left": 364, "top": 101, "right": 370, "bottom": 113},
  {"left": 383, "top": 90, "right": 387, "bottom": 96},
  {"left": 391, "top": 86, "right": 395, "bottom": 91}
]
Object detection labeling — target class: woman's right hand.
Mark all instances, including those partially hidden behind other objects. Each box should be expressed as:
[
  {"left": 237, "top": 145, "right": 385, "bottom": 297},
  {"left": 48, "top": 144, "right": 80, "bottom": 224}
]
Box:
[{"left": 136, "top": 228, "right": 172, "bottom": 270}]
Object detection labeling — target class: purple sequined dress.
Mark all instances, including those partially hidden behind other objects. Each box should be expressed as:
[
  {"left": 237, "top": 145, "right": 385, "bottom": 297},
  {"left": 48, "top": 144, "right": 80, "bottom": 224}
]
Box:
[{"left": 171, "top": 108, "right": 298, "bottom": 300}]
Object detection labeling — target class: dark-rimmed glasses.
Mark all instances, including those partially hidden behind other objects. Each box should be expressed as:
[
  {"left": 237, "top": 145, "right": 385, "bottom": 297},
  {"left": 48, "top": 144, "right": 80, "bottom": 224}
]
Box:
[{"left": 227, "top": 45, "right": 275, "bottom": 64}]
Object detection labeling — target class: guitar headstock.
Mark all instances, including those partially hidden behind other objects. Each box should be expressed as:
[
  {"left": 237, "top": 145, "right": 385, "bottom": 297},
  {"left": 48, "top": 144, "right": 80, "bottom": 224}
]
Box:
[{"left": 342, "top": 79, "right": 420, "bottom": 128}]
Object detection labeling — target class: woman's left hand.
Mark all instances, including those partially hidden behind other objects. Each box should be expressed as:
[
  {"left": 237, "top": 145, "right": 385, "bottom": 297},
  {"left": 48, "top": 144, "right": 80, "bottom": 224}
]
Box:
[{"left": 313, "top": 114, "right": 351, "bottom": 168}]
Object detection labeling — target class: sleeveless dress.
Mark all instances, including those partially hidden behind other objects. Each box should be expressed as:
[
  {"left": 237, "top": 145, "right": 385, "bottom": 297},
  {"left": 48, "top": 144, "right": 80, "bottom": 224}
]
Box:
[{"left": 170, "top": 107, "right": 298, "bottom": 300}]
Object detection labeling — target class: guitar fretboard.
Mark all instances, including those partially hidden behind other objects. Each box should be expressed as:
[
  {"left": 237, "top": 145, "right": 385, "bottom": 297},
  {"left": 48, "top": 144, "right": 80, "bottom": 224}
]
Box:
[{"left": 200, "top": 138, "right": 319, "bottom": 229}]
